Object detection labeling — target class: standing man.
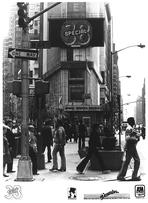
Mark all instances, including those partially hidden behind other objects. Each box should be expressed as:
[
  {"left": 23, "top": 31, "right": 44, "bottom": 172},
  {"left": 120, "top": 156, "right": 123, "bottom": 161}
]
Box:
[
  {"left": 117, "top": 117, "right": 141, "bottom": 181},
  {"left": 5, "top": 120, "right": 16, "bottom": 173},
  {"left": 78, "top": 120, "right": 87, "bottom": 150},
  {"left": 28, "top": 125, "right": 39, "bottom": 175},
  {"left": 3, "top": 124, "right": 11, "bottom": 177},
  {"left": 50, "top": 119, "right": 66, "bottom": 172},
  {"left": 41, "top": 120, "right": 53, "bottom": 163}
]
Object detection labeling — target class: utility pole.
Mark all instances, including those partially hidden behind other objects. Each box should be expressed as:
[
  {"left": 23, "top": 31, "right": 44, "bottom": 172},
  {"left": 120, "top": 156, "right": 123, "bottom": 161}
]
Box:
[
  {"left": 16, "top": 3, "right": 33, "bottom": 181},
  {"left": 15, "top": 2, "right": 61, "bottom": 181},
  {"left": 16, "top": 28, "right": 33, "bottom": 181}
]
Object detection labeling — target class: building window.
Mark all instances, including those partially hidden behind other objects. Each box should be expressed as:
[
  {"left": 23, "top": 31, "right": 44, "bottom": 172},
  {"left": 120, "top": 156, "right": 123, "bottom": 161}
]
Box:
[
  {"left": 29, "top": 70, "right": 33, "bottom": 84},
  {"left": 100, "top": 98, "right": 105, "bottom": 105},
  {"left": 69, "top": 85, "right": 84, "bottom": 101},
  {"left": 34, "top": 20, "right": 38, "bottom": 26},
  {"left": 34, "top": 29, "right": 38, "bottom": 35},
  {"left": 68, "top": 69, "right": 85, "bottom": 102},
  {"left": 69, "top": 69, "right": 84, "bottom": 79},
  {"left": 34, "top": 68, "right": 39, "bottom": 75}
]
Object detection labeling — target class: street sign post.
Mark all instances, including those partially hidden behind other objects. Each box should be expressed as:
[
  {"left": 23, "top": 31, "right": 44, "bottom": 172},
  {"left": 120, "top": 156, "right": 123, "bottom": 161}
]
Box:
[
  {"left": 8, "top": 48, "right": 38, "bottom": 60},
  {"left": 15, "top": 2, "right": 61, "bottom": 181}
]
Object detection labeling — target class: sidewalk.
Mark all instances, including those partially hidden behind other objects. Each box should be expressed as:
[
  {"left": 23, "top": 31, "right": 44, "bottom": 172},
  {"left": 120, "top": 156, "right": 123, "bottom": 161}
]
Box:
[{"left": 3, "top": 139, "right": 147, "bottom": 182}]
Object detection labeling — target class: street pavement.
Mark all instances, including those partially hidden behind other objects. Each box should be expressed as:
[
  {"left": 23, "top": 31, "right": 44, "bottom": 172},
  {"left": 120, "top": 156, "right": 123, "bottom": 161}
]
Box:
[{"left": 3, "top": 136, "right": 147, "bottom": 182}]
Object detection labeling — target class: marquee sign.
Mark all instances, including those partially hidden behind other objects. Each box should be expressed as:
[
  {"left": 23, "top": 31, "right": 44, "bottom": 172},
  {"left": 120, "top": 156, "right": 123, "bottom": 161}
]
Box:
[
  {"left": 48, "top": 18, "right": 104, "bottom": 48},
  {"left": 61, "top": 20, "right": 92, "bottom": 47},
  {"left": 64, "top": 105, "right": 103, "bottom": 111}
]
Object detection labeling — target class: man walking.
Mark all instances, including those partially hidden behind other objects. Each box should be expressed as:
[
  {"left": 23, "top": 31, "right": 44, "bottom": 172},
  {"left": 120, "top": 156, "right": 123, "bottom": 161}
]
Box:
[{"left": 117, "top": 117, "right": 141, "bottom": 181}]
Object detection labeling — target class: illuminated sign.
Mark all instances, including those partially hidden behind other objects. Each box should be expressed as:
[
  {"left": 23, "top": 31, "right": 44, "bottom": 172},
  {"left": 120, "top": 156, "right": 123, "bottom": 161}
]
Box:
[
  {"left": 48, "top": 18, "right": 104, "bottom": 48},
  {"left": 61, "top": 20, "right": 92, "bottom": 47}
]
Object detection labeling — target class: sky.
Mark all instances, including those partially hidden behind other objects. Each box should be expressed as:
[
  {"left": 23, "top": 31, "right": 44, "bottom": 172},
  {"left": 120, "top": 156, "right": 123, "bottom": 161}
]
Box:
[
  {"left": 0, "top": 0, "right": 147, "bottom": 119},
  {"left": 108, "top": 0, "right": 148, "bottom": 118}
]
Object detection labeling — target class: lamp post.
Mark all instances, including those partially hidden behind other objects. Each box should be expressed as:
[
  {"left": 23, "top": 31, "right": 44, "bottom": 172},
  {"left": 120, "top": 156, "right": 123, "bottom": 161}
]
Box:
[{"left": 111, "top": 43, "right": 145, "bottom": 150}]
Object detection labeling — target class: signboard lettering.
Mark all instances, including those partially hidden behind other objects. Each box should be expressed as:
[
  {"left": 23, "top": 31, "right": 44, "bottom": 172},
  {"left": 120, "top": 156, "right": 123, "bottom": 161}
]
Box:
[
  {"left": 49, "top": 18, "right": 104, "bottom": 48},
  {"left": 8, "top": 48, "right": 38, "bottom": 60},
  {"left": 61, "top": 20, "right": 92, "bottom": 47},
  {"left": 64, "top": 105, "right": 102, "bottom": 111}
]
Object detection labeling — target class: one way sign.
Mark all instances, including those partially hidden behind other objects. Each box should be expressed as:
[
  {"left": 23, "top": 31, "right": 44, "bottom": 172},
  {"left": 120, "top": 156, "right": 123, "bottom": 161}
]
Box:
[{"left": 8, "top": 48, "right": 38, "bottom": 60}]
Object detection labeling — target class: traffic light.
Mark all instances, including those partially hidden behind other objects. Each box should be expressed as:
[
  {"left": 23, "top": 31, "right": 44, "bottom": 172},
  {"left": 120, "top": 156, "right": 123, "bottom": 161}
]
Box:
[
  {"left": 17, "top": 2, "right": 28, "bottom": 30},
  {"left": 7, "top": 80, "right": 22, "bottom": 97},
  {"left": 35, "top": 80, "right": 49, "bottom": 95}
]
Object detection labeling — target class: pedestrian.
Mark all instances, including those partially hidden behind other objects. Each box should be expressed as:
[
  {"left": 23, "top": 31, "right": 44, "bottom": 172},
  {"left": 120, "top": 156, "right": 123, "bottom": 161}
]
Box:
[
  {"left": 117, "top": 117, "right": 141, "bottom": 181},
  {"left": 72, "top": 123, "right": 78, "bottom": 143},
  {"left": 141, "top": 125, "right": 145, "bottom": 140},
  {"left": 28, "top": 125, "right": 39, "bottom": 175},
  {"left": 3, "top": 124, "right": 12, "bottom": 177},
  {"left": 76, "top": 124, "right": 107, "bottom": 174},
  {"left": 50, "top": 119, "right": 66, "bottom": 172},
  {"left": 41, "top": 120, "right": 53, "bottom": 163},
  {"left": 68, "top": 123, "right": 73, "bottom": 142},
  {"left": 78, "top": 120, "right": 87, "bottom": 150},
  {"left": 63, "top": 121, "right": 68, "bottom": 143},
  {"left": 5, "top": 120, "right": 16, "bottom": 173}
]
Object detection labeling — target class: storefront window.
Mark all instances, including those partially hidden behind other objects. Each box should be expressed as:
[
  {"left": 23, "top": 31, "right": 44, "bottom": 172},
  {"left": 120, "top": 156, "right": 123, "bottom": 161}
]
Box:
[
  {"left": 69, "top": 85, "right": 84, "bottom": 101},
  {"left": 69, "top": 69, "right": 84, "bottom": 79}
]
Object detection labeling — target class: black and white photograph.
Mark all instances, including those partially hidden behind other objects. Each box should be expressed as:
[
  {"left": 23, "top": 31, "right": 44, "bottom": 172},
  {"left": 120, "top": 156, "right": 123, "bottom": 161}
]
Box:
[{"left": 0, "top": 0, "right": 148, "bottom": 202}]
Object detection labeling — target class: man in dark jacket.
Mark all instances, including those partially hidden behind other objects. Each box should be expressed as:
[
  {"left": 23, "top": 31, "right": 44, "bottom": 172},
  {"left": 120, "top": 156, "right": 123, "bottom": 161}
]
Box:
[
  {"left": 41, "top": 120, "right": 53, "bottom": 163},
  {"left": 5, "top": 120, "right": 16, "bottom": 173}
]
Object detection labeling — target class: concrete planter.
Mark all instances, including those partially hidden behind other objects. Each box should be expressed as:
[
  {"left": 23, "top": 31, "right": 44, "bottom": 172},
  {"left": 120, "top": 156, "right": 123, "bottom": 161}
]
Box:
[{"left": 90, "top": 150, "right": 124, "bottom": 171}]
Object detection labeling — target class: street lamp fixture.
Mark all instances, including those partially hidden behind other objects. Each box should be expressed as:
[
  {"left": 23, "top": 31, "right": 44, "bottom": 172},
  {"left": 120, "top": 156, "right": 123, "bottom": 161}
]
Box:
[
  {"left": 112, "top": 43, "right": 145, "bottom": 55},
  {"left": 137, "top": 43, "right": 145, "bottom": 48},
  {"left": 119, "top": 75, "right": 131, "bottom": 78}
]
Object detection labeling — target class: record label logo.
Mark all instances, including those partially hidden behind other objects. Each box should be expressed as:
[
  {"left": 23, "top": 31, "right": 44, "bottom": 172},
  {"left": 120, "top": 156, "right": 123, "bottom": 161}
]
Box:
[{"left": 135, "top": 185, "right": 145, "bottom": 198}]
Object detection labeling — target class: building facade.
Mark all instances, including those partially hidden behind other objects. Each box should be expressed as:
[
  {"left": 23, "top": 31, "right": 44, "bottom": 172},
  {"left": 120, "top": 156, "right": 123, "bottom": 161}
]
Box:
[{"left": 40, "top": 2, "right": 112, "bottom": 132}]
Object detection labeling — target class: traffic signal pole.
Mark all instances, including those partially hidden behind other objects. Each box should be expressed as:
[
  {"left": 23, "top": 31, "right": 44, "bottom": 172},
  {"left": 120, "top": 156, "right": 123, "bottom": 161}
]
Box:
[
  {"left": 16, "top": 2, "right": 61, "bottom": 181},
  {"left": 16, "top": 28, "right": 33, "bottom": 181}
]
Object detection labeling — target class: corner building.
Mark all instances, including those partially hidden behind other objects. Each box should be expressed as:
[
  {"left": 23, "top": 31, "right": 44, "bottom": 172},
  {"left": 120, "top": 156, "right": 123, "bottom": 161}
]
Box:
[{"left": 41, "top": 2, "right": 112, "bottom": 132}]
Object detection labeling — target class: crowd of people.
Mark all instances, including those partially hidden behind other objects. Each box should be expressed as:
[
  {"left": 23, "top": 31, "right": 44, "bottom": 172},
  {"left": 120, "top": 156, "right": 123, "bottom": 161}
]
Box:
[
  {"left": 3, "top": 116, "right": 146, "bottom": 180},
  {"left": 3, "top": 118, "right": 88, "bottom": 176}
]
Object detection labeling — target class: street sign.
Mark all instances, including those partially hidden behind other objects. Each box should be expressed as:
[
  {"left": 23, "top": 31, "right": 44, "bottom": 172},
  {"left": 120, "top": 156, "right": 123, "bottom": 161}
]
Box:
[
  {"left": 30, "top": 40, "right": 51, "bottom": 49},
  {"left": 8, "top": 48, "right": 38, "bottom": 60}
]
